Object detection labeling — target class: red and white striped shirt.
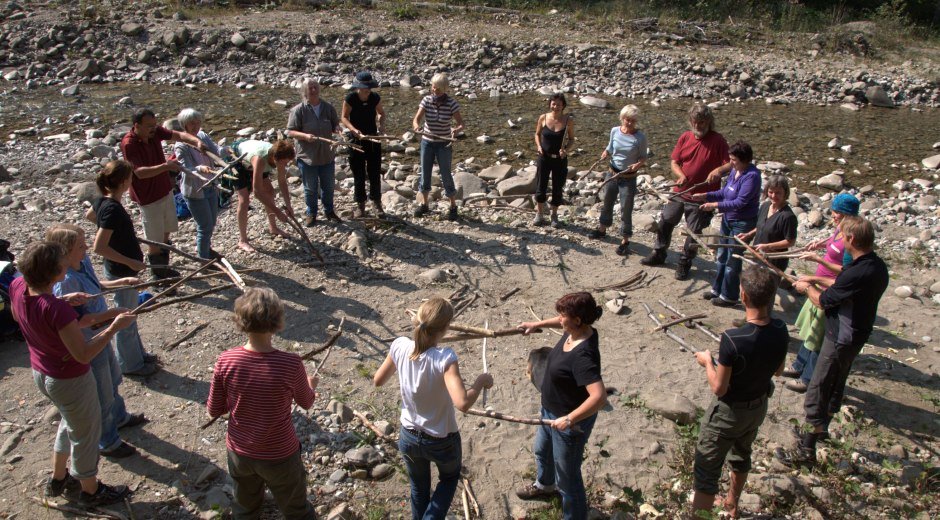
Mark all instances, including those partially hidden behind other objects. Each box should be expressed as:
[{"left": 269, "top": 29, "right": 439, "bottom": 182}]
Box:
[{"left": 207, "top": 346, "right": 315, "bottom": 459}]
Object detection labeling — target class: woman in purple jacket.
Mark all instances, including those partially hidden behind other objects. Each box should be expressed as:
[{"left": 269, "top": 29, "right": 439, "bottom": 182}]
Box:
[{"left": 692, "top": 141, "right": 761, "bottom": 307}]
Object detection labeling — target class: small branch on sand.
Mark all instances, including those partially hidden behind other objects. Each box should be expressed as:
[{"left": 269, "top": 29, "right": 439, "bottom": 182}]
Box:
[
  {"left": 134, "top": 284, "right": 236, "bottom": 315},
  {"left": 353, "top": 409, "right": 391, "bottom": 440},
  {"left": 462, "top": 477, "right": 481, "bottom": 517},
  {"left": 659, "top": 300, "right": 721, "bottom": 343},
  {"left": 453, "top": 293, "right": 478, "bottom": 318},
  {"left": 461, "top": 486, "right": 471, "bottom": 520},
  {"left": 642, "top": 302, "right": 701, "bottom": 353},
  {"left": 310, "top": 317, "right": 345, "bottom": 377},
  {"left": 29, "top": 497, "right": 125, "bottom": 519},
  {"left": 649, "top": 313, "right": 708, "bottom": 333},
  {"left": 301, "top": 318, "right": 346, "bottom": 361},
  {"left": 164, "top": 322, "right": 209, "bottom": 352},
  {"left": 593, "top": 271, "right": 646, "bottom": 291},
  {"left": 284, "top": 213, "right": 325, "bottom": 262},
  {"left": 200, "top": 414, "right": 226, "bottom": 430},
  {"left": 499, "top": 287, "right": 521, "bottom": 301}
]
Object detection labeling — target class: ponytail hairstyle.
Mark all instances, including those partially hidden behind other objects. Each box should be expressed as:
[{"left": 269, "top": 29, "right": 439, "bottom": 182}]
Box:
[
  {"left": 96, "top": 160, "right": 134, "bottom": 196},
  {"left": 410, "top": 297, "right": 454, "bottom": 360},
  {"left": 555, "top": 291, "right": 603, "bottom": 326}
]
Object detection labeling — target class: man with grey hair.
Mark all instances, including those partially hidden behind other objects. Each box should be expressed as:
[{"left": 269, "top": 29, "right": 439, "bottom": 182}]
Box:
[
  {"left": 286, "top": 77, "right": 341, "bottom": 226},
  {"left": 642, "top": 104, "right": 729, "bottom": 281}
]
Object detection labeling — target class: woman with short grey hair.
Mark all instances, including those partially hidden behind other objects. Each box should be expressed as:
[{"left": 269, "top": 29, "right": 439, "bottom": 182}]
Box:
[{"left": 174, "top": 108, "right": 224, "bottom": 260}]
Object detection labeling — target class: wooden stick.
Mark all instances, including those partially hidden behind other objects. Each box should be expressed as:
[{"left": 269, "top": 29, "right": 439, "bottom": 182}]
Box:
[
  {"left": 447, "top": 324, "right": 542, "bottom": 338},
  {"left": 353, "top": 409, "right": 390, "bottom": 439},
  {"left": 124, "top": 496, "right": 137, "bottom": 520},
  {"left": 461, "top": 486, "right": 471, "bottom": 520},
  {"left": 448, "top": 284, "right": 469, "bottom": 301},
  {"left": 217, "top": 256, "right": 247, "bottom": 291},
  {"left": 91, "top": 269, "right": 259, "bottom": 297},
  {"left": 593, "top": 271, "right": 645, "bottom": 291},
  {"left": 527, "top": 305, "right": 564, "bottom": 336},
  {"left": 462, "top": 477, "right": 481, "bottom": 517},
  {"left": 164, "top": 322, "right": 209, "bottom": 351},
  {"left": 284, "top": 213, "right": 325, "bottom": 262},
  {"left": 200, "top": 414, "right": 226, "bottom": 430},
  {"left": 135, "top": 283, "right": 236, "bottom": 315},
  {"left": 138, "top": 238, "right": 203, "bottom": 263},
  {"left": 481, "top": 319, "right": 489, "bottom": 407},
  {"left": 680, "top": 226, "right": 716, "bottom": 259},
  {"left": 596, "top": 167, "right": 640, "bottom": 192},
  {"left": 499, "top": 287, "right": 521, "bottom": 301},
  {"left": 305, "top": 134, "right": 364, "bottom": 152},
  {"left": 29, "top": 497, "right": 123, "bottom": 519},
  {"left": 734, "top": 236, "right": 798, "bottom": 283},
  {"left": 463, "top": 408, "right": 582, "bottom": 433},
  {"left": 464, "top": 193, "right": 536, "bottom": 205},
  {"left": 310, "top": 317, "right": 345, "bottom": 377},
  {"left": 415, "top": 130, "right": 457, "bottom": 142},
  {"left": 649, "top": 313, "right": 708, "bottom": 333},
  {"left": 453, "top": 293, "right": 478, "bottom": 318},
  {"left": 196, "top": 151, "right": 248, "bottom": 193},
  {"left": 301, "top": 319, "right": 346, "bottom": 361},
  {"left": 658, "top": 300, "right": 721, "bottom": 343},
  {"left": 131, "top": 259, "right": 218, "bottom": 314},
  {"left": 642, "top": 302, "right": 700, "bottom": 353}
]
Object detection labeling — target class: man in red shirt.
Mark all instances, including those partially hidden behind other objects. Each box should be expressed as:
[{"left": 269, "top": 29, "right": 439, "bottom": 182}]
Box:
[
  {"left": 642, "top": 104, "right": 730, "bottom": 280},
  {"left": 120, "top": 108, "right": 206, "bottom": 279}
]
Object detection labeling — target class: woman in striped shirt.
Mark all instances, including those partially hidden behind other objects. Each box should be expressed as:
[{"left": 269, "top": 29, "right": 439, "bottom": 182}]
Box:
[{"left": 412, "top": 73, "right": 465, "bottom": 221}]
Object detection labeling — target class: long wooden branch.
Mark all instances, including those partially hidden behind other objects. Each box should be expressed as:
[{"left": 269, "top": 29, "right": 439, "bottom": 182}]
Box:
[
  {"left": 301, "top": 319, "right": 346, "bottom": 361},
  {"left": 131, "top": 259, "right": 218, "bottom": 314},
  {"left": 642, "top": 302, "right": 701, "bottom": 353},
  {"left": 164, "top": 322, "right": 209, "bottom": 351},
  {"left": 649, "top": 313, "right": 708, "bottom": 333},
  {"left": 680, "top": 227, "right": 716, "bottom": 259},
  {"left": 464, "top": 193, "right": 536, "bottom": 205},
  {"left": 447, "top": 324, "right": 541, "bottom": 338},
  {"left": 440, "top": 326, "right": 541, "bottom": 343},
  {"left": 596, "top": 167, "right": 640, "bottom": 192},
  {"left": 463, "top": 408, "right": 582, "bottom": 433},
  {"left": 353, "top": 409, "right": 391, "bottom": 440},
  {"left": 594, "top": 271, "right": 646, "bottom": 291},
  {"left": 91, "top": 269, "right": 259, "bottom": 297},
  {"left": 310, "top": 317, "right": 345, "bottom": 377},
  {"left": 311, "top": 134, "right": 364, "bottom": 152},
  {"left": 29, "top": 497, "right": 124, "bottom": 520},
  {"left": 200, "top": 414, "right": 226, "bottom": 430},
  {"left": 138, "top": 238, "right": 203, "bottom": 263},
  {"left": 415, "top": 130, "right": 457, "bottom": 142},
  {"left": 659, "top": 300, "right": 721, "bottom": 343},
  {"left": 734, "top": 236, "right": 798, "bottom": 283},
  {"left": 285, "top": 213, "right": 325, "bottom": 262},
  {"left": 135, "top": 284, "right": 236, "bottom": 315}
]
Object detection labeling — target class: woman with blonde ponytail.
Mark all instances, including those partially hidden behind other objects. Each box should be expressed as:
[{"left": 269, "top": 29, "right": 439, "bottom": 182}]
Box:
[{"left": 374, "top": 297, "right": 493, "bottom": 520}]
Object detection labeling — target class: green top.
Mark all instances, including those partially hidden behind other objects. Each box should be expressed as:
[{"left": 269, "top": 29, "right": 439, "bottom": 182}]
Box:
[{"left": 236, "top": 140, "right": 273, "bottom": 173}]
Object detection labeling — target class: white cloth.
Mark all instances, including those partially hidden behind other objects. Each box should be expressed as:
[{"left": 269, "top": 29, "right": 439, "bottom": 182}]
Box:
[{"left": 389, "top": 337, "right": 458, "bottom": 437}]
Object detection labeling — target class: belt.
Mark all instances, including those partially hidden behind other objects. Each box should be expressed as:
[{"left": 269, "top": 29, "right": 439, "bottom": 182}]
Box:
[
  {"left": 404, "top": 427, "right": 453, "bottom": 440},
  {"left": 724, "top": 395, "right": 768, "bottom": 409}
]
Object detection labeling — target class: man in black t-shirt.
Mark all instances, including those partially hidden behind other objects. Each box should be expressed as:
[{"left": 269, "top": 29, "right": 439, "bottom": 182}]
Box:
[
  {"left": 778, "top": 216, "right": 889, "bottom": 467},
  {"left": 691, "top": 266, "right": 788, "bottom": 518}
]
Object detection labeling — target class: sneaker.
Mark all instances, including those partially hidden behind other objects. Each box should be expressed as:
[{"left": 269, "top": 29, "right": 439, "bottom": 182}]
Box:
[
  {"left": 640, "top": 250, "right": 666, "bottom": 266},
  {"left": 304, "top": 215, "right": 316, "bottom": 227},
  {"left": 703, "top": 291, "right": 718, "bottom": 300},
  {"left": 125, "top": 362, "right": 159, "bottom": 377},
  {"left": 712, "top": 297, "right": 738, "bottom": 308},
  {"left": 79, "top": 482, "right": 130, "bottom": 508},
  {"left": 324, "top": 211, "right": 342, "bottom": 222},
  {"left": 101, "top": 441, "right": 138, "bottom": 459},
  {"left": 589, "top": 229, "right": 606, "bottom": 240},
  {"left": 45, "top": 474, "right": 81, "bottom": 498},
  {"left": 142, "top": 352, "right": 159, "bottom": 364},
  {"left": 515, "top": 482, "right": 560, "bottom": 501},
  {"left": 532, "top": 213, "right": 546, "bottom": 226},
  {"left": 790, "top": 424, "right": 830, "bottom": 443},
  {"left": 118, "top": 413, "right": 148, "bottom": 430},
  {"left": 447, "top": 206, "right": 459, "bottom": 221},
  {"left": 615, "top": 242, "right": 630, "bottom": 256},
  {"left": 550, "top": 215, "right": 561, "bottom": 228},
  {"left": 413, "top": 205, "right": 430, "bottom": 218},
  {"left": 785, "top": 380, "right": 808, "bottom": 393},
  {"left": 675, "top": 260, "right": 692, "bottom": 281},
  {"left": 774, "top": 446, "right": 816, "bottom": 469},
  {"left": 781, "top": 367, "right": 802, "bottom": 379}
]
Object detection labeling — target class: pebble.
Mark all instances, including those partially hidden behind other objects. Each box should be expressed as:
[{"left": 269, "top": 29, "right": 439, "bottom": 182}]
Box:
[{"left": 894, "top": 286, "right": 914, "bottom": 298}]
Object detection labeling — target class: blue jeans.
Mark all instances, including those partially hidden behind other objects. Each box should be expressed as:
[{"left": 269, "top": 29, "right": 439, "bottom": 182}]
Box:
[
  {"left": 711, "top": 217, "right": 757, "bottom": 302},
  {"left": 791, "top": 344, "right": 819, "bottom": 384},
  {"left": 89, "top": 343, "right": 128, "bottom": 450},
  {"left": 398, "top": 427, "right": 462, "bottom": 520},
  {"left": 534, "top": 408, "right": 597, "bottom": 520},
  {"left": 185, "top": 187, "right": 219, "bottom": 259},
  {"left": 103, "top": 264, "right": 146, "bottom": 374},
  {"left": 598, "top": 175, "right": 638, "bottom": 237},
  {"left": 297, "top": 159, "right": 335, "bottom": 216},
  {"left": 419, "top": 140, "right": 455, "bottom": 198}
]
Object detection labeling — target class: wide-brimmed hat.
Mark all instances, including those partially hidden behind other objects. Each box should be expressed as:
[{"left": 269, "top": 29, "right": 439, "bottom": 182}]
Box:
[{"left": 351, "top": 71, "right": 379, "bottom": 89}]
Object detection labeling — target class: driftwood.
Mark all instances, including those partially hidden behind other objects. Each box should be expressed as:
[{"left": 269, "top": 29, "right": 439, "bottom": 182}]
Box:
[
  {"left": 307, "top": 134, "right": 364, "bottom": 153},
  {"left": 596, "top": 167, "right": 640, "bottom": 193},
  {"left": 353, "top": 409, "right": 391, "bottom": 440},
  {"left": 526, "top": 305, "right": 564, "bottom": 336},
  {"left": 135, "top": 283, "right": 236, "bottom": 315},
  {"left": 131, "top": 259, "right": 219, "bottom": 314},
  {"left": 681, "top": 227, "right": 716, "bottom": 259},
  {"left": 200, "top": 414, "right": 226, "bottom": 430},
  {"left": 440, "top": 326, "right": 541, "bottom": 343},
  {"left": 310, "top": 317, "right": 345, "bottom": 377},
  {"left": 462, "top": 477, "right": 481, "bottom": 517},
  {"left": 415, "top": 130, "right": 457, "bottom": 143},
  {"left": 464, "top": 408, "right": 582, "bottom": 433},
  {"left": 649, "top": 313, "right": 708, "bottom": 333},
  {"left": 734, "top": 236, "right": 798, "bottom": 283},
  {"left": 642, "top": 302, "right": 700, "bottom": 353},
  {"left": 461, "top": 486, "right": 471, "bottom": 520},
  {"left": 301, "top": 318, "right": 346, "bottom": 361},
  {"left": 29, "top": 497, "right": 125, "bottom": 520},
  {"left": 217, "top": 257, "right": 247, "bottom": 291},
  {"left": 194, "top": 151, "right": 247, "bottom": 194},
  {"left": 499, "top": 287, "right": 520, "bottom": 301},
  {"left": 453, "top": 293, "right": 478, "bottom": 318},
  {"left": 659, "top": 300, "right": 721, "bottom": 343},
  {"left": 138, "top": 238, "right": 203, "bottom": 263},
  {"left": 164, "top": 322, "right": 209, "bottom": 352},
  {"left": 91, "top": 269, "right": 259, "bottom": 297},
  {"left": 481, "top": 320, "right": 489, "bottom": 407},
  {"left": 284, "top": 213, "right": 325, "bottom": 262},
  {"left": 448, "top": 284, "right": 470, "bottom": 302},
  {"left": 594, "top": 271, "right": 646, "bottom": 291}
]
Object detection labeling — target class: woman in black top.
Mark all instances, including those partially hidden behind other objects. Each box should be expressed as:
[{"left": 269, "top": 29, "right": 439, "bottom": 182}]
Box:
[
  {"left": 737, "top": 175, "right": 798, "bottom": 271},
  {"left": 341, "top": 71, "right": 387, "bottom": 219},
  {"left": 515, "top": 292, "right": 607, "bottom": 520},
  {"left": 533, "top": 93, "right": 575, "bottom": 228}
]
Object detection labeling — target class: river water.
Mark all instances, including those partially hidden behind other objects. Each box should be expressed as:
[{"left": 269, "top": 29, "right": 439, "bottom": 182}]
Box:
[{"left": 3, "top": 83, "right": 938, "bottom": 189}]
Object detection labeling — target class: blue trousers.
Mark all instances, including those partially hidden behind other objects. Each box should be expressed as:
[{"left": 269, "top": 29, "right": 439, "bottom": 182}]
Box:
[
  {"left": 184, "top": 187, "right": 219, "bottom": 259},
  {"left": 104, "top": 264, "right": 146, "bottom": 374},
  {"left": 598, "top": 175, "right": 637, "bottom": 237},
  {"left": 89, "top": 342, "right": 128, "bottom": 450},
  {"left": 419, "top": 140, "right": 455, "bottom": 198},
  {"left": 398, "top": 427, "right": 462, "bottom": 520},
  {"left": 711, "top": 217, "right": 757, "bottom": 302},
  {"left": 297, "top": 159, "right": 335, "bottom": 216},
  {"left": 534, "top": 409, "right": 597, "bottom": 520},
  {"left": 791, "top": 344, "right": 820, "bottom": 385}
]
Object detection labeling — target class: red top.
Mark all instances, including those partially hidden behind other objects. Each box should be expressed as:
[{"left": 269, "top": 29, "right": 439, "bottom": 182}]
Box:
[
  {"left": 670, "top": 130, "right": 729, "bottom": 199},
  {"left": 10, "top": 277, "right": 85, "bottom": 379},
  {"left": 207, "top": 346, "right": 315, "bottom": 459},
  {"left": 120, "top": 125, "right": 175, "bottom": 205}
]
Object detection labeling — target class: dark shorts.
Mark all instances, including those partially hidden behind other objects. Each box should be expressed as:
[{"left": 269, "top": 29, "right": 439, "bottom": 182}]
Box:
[
  {"left": 229, "top": 161, "right": 269, "bottom": 193},
  {"left": 693, "top": 396, "right": 768, "bottom": 495}
]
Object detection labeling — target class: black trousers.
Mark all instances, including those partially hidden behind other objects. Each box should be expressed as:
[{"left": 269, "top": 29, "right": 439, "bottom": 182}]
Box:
[
  {"left": 654, "top": 199, "right": 714, "bottom": 261},
  {"left": 535, "top": 155, "right": 567, "bottom": 207},
  {"left": 804, "top": 338, "right": 863, "bottom": 429},
  {"left": 349, "top": 140, "right": 382, "bottom": 203}
]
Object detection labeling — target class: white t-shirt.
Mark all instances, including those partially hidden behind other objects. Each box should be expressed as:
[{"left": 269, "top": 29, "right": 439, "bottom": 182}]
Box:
[{"left": 389, "top": 337, "right": 459, "bottom": 437}]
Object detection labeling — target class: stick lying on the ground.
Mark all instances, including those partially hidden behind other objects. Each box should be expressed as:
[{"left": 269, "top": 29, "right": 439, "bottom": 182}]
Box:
[
  {"left": 594, "top": 271, "right": 646, "bottom": 291},
  {"left": 164, "top": 322, "right": 209, "bottom": 352},
  {"left": 461, "top": 486, "right": 471, "bottom": 520},
  {"left": 284, "top": 213, "right": 325, "bottom": 262},
  {"left": 310, "top": 317, "right": 345, "bottom": 377},
  {"left": 130, "top": 259, "right": 219, "bottom": 314},
  {"left": 680, "top": 227, "right": 716, "bottom": 259},
  {"left": 200, "top": 414, "right": 227, "bottom": 430},
  {"left": 734, "top": 236, "right": 798, "bottom": 283},
  {"left": 462, "top": 477, "right": 481, "bottom": 517},
  {"left": 642, "top": 302, "right": 701, "bottom": 353},
  {"left": 499, "top": 287, "right": 520, "bottom": 301},
  {"left": 464, "top": 408, "right": 582, "bottom": 433},
  {"left": 659, "top": 300, "right": 721, "bottom": 343},
  {"left": 464, "top": 193, "right": 536, "bottom": 205},
  {"left": 440, "top": 326, "right": 541, "bottom": 343},
  {"left": 29, "top": 497, "right": 125, "bottom": 520},
  {"left": 448, "top": 324, "right": 542, "bottom": 338},
  {"left": 138, "top": 238, "right": 203, "bottom": 263},
  {"left": 353, "top": 409, "right": 391, "bottom": 440},
  {"left": 649, "top": 313, "right": 708, "bottom": 333},
  {"left": 302, "top": 318, "right": 346, "bottom": 361},
  {"left": 481, "top": 320, "right": 489, "bottom": 407},
  {"left": 135, "top": 283, "right": 236, "bottom": 315}
]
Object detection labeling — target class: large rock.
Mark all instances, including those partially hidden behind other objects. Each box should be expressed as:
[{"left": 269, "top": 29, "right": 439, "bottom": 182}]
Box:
[
  {"left": 75, "top": 59, "right": 100, "bottom": 78},
  {"left": 400, "top": 74, "right": 421, "bottom": 87},
  {"left": 922, "top": 154, "right": 940, "bottom": 170},
  {"left": 816, "top": 173, "right": 844, "bottom": 191},
  {"left": 230, "top": 32, "right": 247, "bottom": 48},
  {"left": 365, "top": 32, "right": 385, "bottom": 46},
  {"left": 327, "top": 399, "right": 354, "bottom": 423},
  {"left": 345, "top": 446, "right": 382, "bottom": 468},
  {"left": 644, "top": 393, "right": 698, "bottom": 425},
  {"left": 579, "top": 96, "right": 610, "bottom": 109},
  {"left": 120, "top": 22, "right": 143, "bottom": 36},
  {"left": 865, "top": 86, "right": 893, "bottom": 107},
  {"left": 454, "top": 172, "right": 485, "bottom": 200},
  {"left": 478, "top": 164, "right": 513, "bottom": 182},
  {"left": 71, "top": 182, "right": 99, "bottom": 204},
  {"left": 496, "top": 171, "right": 537, "bottom": 196},
  {"left": 634, "top": 213, "right": 658, "bottom": 233}
]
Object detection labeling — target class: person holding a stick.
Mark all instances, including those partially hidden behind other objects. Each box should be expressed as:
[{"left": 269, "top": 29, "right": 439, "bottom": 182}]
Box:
[
  {"left": 412, "top": 73, "right": 465, "bottom": 221},
  {"left": 533, "top": 93, "right": 576, "bottom": 228},
  {"left": 778, "top": 216, "right": 888, "bottom": 468},
  {"left": 690, "top": 265, "right": 788, "bottom": 518},
  {"left": 341, "top": 71, "right": 387, "bottom": 219},
  {"left": 691, "top": 141, "right": 761, "bottom": 307},
  {"left": 89, "top": 160, "right": 159, "bottom": 377},
  {"left": 47, "top": 224, "right": 148, "bottom": 459},
  {"left": 230, "top": 139, "right": 296, "bottom": 252},
  {"left": 736, "top": 175, "right": 798, "bottom": 271},
  {"left": 9, "top": 241, "right": 136, "bottom": 507},
  {"left": 286, "top": 77, "right": 343, "bottom": 227},
  {"left": 373, "top": 297, "right": 493, "bottom": 520},
  {"left": 174, "top": 108, "right": 225, "bottom": 261},
  {"left": 781, "top": 193, "right": 859, "bottom": 394},
  {"left": 589, "top": 104, "right": 648, "bottom": 255},
  {"left": 642, "top": 104, "right": 729, "bottom": 281},
  {"left": 515, "top": 292, "right": 607, "bottom": 520},
  {"left": 206, "top": 287, "right": 318, "bottom": 519}
]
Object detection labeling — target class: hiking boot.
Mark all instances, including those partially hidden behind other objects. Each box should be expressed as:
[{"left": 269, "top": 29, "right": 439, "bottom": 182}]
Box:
[
  {"left": 515, "top": 482, "right": 560, "bottom": 501},
  {"left": 532, "top": 213, "right": 546, "bottom": 226},
  {"left": 79, "top": 482, "right": 130, "bottom": 508},
  {"left": 125, "top": 362, "right": 159, "bottom": 378},
  {"left": 324, "top": 211, "right": 342, "bottom": 222},
  {"left": 781, "top": 367, "right": 801, "bottom": 379},
  {"left": 675, "top": 259, "right": 692, "bottom": 281},
  {"left": 101, "top": 441, "right": 137, "bottom": 459},
  {"left": 712, "top": 297, "right": 738, "bottom": 308},
  {"left": 615, "top": 241, "right": 630, "bottom": 256},
  {"left": 640, "top": 249, "right": 666, "bottom": 266},
  {"left": 785, "top": 380, "right": 808, "bottom": 393},
  {"left": 774, "top": 446, "right": 816, "bottom": 469},
  {"left": 703, "top": 291, "right": 718, "bottom": 300},
  {"left": 790, "top": 425, "right": 830, "bottom": 443},
  {"left": 45, "top": 474, "right": 81, "bottom": 498},
  {"left": 304, "top": 215, "right": 316, "bottom": 227},
  {"left": 447, "top": 206, "right": 459, "bottom": 221},
  {"left": 413, "top": 204, "right": 430, "bottom": 218},
  {"left": 118, "top": 413, "right": 148, "bottom": 429},
  {"left": 589, "top": 228, "right": 606, "bottom": 240}
]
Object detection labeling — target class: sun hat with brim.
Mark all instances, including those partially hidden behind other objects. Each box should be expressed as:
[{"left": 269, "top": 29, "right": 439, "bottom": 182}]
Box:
[
  {"left": 831, "top": 193, "right": 860, "bottom": 216},
  {"left": 351, "top": 71, "right": 379, "bottom": 89}
]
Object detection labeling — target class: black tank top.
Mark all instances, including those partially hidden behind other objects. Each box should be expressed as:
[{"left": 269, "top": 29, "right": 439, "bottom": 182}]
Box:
[
  {"left": 345, "top": 91, "right": 380, "bottom": 136},
  {"left": 540, "top": 116, "right": 567, "bottom": 155}
]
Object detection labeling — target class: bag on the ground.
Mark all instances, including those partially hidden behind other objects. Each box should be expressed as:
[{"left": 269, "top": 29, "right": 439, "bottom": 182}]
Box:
[
  {"left": 174, "top": 191, "right": 192, "bottom": 220},
  {"left": 0, "top": 255, "right": 21, "bottom": 338}
]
